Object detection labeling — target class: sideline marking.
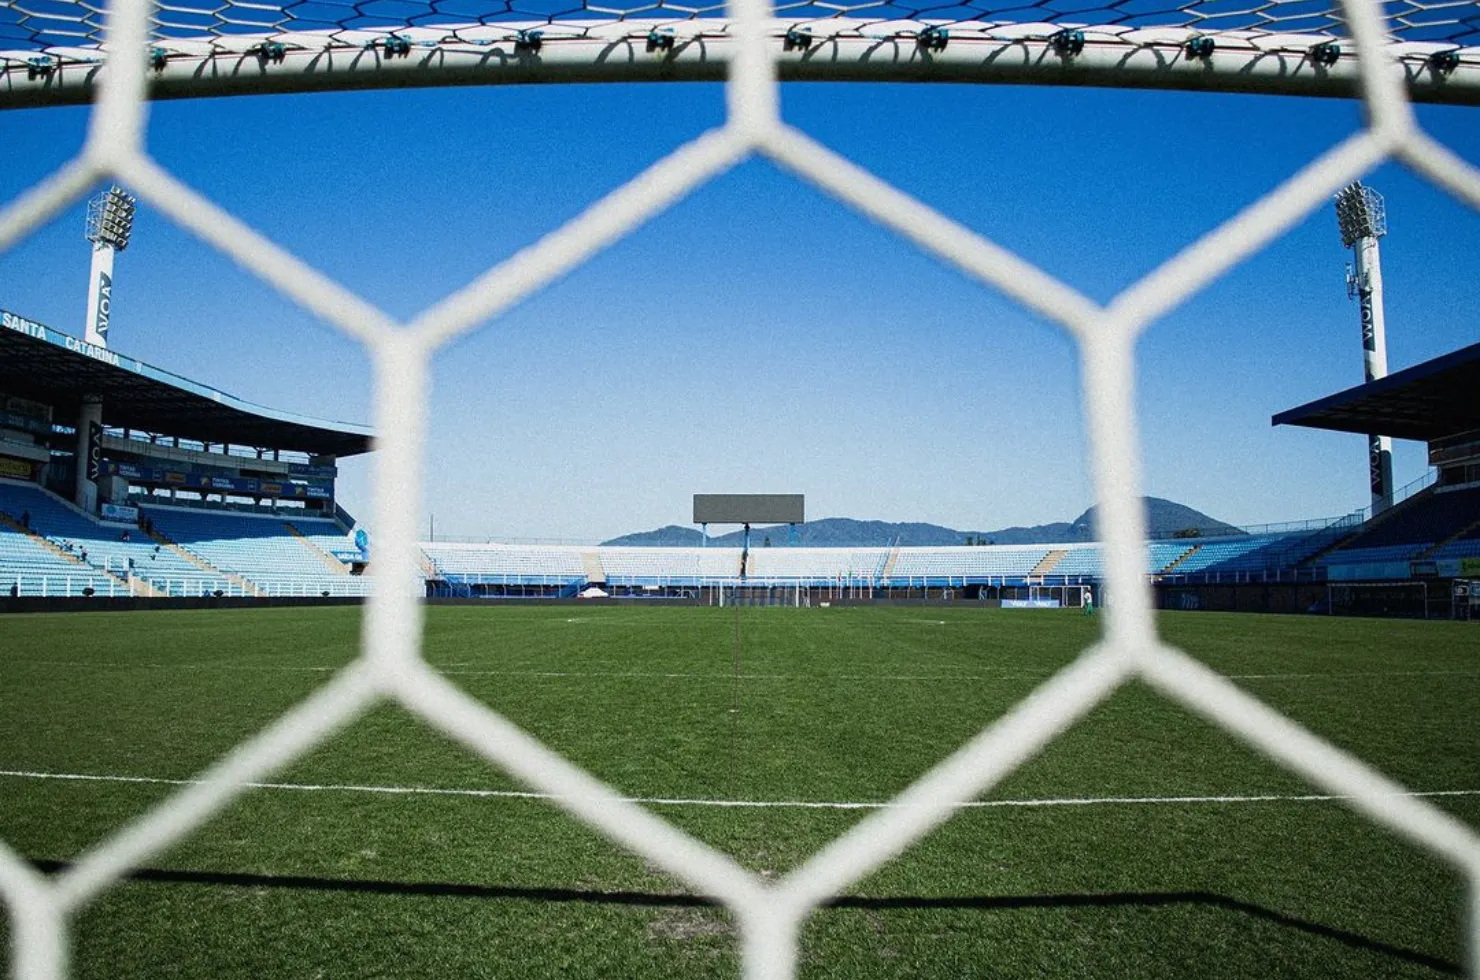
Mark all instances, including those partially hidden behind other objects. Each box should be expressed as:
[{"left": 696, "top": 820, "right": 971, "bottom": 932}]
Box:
[{"left": 2, "top": 769, "right": 1477, "bottom": 812}]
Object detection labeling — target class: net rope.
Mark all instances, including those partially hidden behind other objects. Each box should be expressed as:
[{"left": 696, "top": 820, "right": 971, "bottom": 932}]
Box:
[
  {"left": 4, "top": 0, "right": 1479, "bottom": 48},
  {"left": 1, "top": 0, "right": 1480, "bottom": 974}
]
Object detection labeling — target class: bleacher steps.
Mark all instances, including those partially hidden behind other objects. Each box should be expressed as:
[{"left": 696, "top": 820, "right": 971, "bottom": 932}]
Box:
[
  {"left": 580, "top": 550, "right": 606, "bottom": 585},
  {"left": 1300, "top": 490, "right": 1422, "bottom": 566},
  {"left": 1, "top": 477, "right": 102, "bottom": 525},
  {"left": 881, "top": 544, "right": 901, "bottom": 581},
  {"left": 1031, "top": 549, "right": 1067, "bottom": 576},
  {"left": 1419, "top": 515, "right": 1480, "bottom": 559},
  {"left": 146, "top": 527, "right": 263, "bottom": 597},
  {"left": 0, "top": 512, "right": 159, "bottom": 596},
  {"left": 283, "top": 522, "right": 351, "bottom": 575},
  {"left": 1160, "top": 544, "right": 1200, "bottom": 574}
]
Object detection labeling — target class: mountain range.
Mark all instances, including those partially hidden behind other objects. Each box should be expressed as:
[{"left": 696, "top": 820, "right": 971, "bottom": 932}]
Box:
[{"left": 601, "top": 497, "right": 1245, "bottom": 547}]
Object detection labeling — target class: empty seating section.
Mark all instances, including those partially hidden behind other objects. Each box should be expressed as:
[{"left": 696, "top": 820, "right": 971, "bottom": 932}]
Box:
[
  {"left": 142, "top": 506, "right": 370, "bottom": 596},
  {"left": 597, "top": 547, "right": 740, "bottom": 584},
  {"left": 1321, "top": 544, "right": 1425, "bottom": 565},
  {"left": 1332, "top": 487, "right": 1480, "bottom": 553},
  {"left": 1183, "top": 532, "right": 1312, "bottom": 574},
  {"left": 746, "top": 548, "right": 887, "bottom": 581},
  {"left": 0, "top": 482, "right": 211, "bottom": 595},
  {"left": 292, "top": 523, "right": 360, "bottom": 562},
  {"left": 9, "top": 482, "right": 1475, "bottom": 601},
  {"left": 1169, "top": 536, "right": 1280, "bottom": 574},
  {"left": 890, "top": 547, "right": 1050, "bottom": 581},
  {"left": 1147, "top": 542, "right": 1194, "bottom": 572},
  {"left": 1432, "top": 537, "right": 1480, "bottom": 559},
  {"left": 1049, "top": 547, "right": 1101, "bottom": 577},
  {"left": 431, "top": 544, "right": 1214, "bottom": 585},
  {"left": 423, "top": 544, "right": 585, "bottom": 584},
  {"left": 0, "top": 524, "right": 119, "bottom": 596}
]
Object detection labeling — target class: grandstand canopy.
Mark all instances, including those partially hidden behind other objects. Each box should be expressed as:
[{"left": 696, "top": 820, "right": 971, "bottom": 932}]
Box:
[
  {"left": 0, "top": 312, "right": 372, "bottom": 456},
  {"left": 1273, "top": 341, "right": 1480, "bottom": 442}
]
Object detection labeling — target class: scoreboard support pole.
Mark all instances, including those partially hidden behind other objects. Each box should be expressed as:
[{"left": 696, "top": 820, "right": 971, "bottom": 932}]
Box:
[{"left": 692, "top": 495, "right": 806, "bottom": 717}]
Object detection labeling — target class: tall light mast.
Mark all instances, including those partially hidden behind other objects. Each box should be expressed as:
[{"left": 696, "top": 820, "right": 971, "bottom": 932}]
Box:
[
  {"left": 74, "top": 185, "right": 135, "bottom": 513},
  {"left": 83, "top": 184, "right": 136, "bottom": 348},
  {"left": 1334, "top": 180, "right": 1393, "bottom": 515}
]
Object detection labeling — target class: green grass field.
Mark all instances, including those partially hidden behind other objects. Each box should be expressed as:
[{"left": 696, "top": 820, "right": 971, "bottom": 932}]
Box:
[{"left": 1, "top": 605, "right": 1478, "bottom": 978}]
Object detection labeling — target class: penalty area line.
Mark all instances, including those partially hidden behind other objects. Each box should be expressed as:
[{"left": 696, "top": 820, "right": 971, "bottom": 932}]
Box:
[{"left": 2, "top": 769, "right": 1478, "bottom": 812}]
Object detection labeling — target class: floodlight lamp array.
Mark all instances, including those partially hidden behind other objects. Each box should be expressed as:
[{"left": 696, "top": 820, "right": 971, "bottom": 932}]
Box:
[
  {"left": 1334, "top": 180, "right": 1388, "bottom": 246},
  {"left": 83, "top": 184, "right": 137, "bottom": 250}
]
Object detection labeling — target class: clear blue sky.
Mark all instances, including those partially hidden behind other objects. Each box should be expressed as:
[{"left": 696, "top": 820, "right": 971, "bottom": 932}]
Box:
[{"left": 1, "top": 81, "right": 1477, "bottom": 541}]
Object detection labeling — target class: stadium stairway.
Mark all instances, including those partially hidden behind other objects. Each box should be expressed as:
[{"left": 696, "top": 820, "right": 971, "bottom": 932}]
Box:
[
  {"left": 1419, "top": 513, "right": 1480, "bottom": 560},
  {"left": 0, "top": 511, "right": 151, "bottom": 595},
  {"left": 580, "top": 550, "right": 605, "bottom": 585},
  {"left": 1299, "top": 500, "right": 1409, "bottom": 568},
  {"left": 145, "top": 526, "right": 263, "bottom": 597},
  {"left": 283, "top": 522, "right": 351, "bottom": 575},
  {"left": 1031, "top": 549, "right": 1067, "bottom": 576},
  {"left": 881, "top": 544, "right": 901, "bottom": 580},
  {"left": 1160, "top": 544, "right": 1201, "bottom": 574}
]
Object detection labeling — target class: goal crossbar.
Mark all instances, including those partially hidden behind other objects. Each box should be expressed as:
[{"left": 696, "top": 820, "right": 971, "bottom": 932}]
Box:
[{"left": 2, "top": 17, "right": 1478, "bottom": 108}]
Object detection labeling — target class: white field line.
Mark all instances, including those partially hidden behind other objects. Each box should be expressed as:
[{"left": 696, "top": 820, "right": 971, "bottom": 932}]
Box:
[
  {"left": 9, "top": 661, "right": 1480, "bottom": 684},
  {"left": 3, "top": 768, "right": 1479, "bottom": 812}
]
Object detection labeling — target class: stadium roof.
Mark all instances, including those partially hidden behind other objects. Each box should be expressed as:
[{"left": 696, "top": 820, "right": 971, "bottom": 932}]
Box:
[
  {"left": 1273, "top": 341, "right": 1480, "bottom": 442},
  {"left": 1, "top": 310, "right": 372, "bottom": 456}
]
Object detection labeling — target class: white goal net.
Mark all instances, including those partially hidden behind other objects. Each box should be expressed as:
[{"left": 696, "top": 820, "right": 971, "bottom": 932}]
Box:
[{"left": 1, "top": 0, "right": 1479, "bottom": 976}]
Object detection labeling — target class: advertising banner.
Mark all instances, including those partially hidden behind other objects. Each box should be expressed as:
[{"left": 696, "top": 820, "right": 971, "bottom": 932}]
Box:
[
  {"left": 100, "top": 502, "right": 139, "bottom": 523},
  {"left": 1461, "top": 558, "right": 1480, "bottom": 578},
  {"left": 0, "top": 410, "right": 50, "bottom": 435},
  {"left": 86, "top": 422, "right": 102, "bottom": 482},
  {"left": 0, "top": 456, "right": 33, "bottom": 480},
  {"left": 104, "top": 460, "right": 331, "bottom": 499}
]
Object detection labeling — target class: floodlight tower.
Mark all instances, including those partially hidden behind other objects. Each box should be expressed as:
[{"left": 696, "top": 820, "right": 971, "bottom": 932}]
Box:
[
  {"left": 1334, "top": 180, "right": 1393, "bottom": 514},
  {"left": 73, "top": 185, "right": 135, "bottom": 513},
  {"left": 83, "top": 184, "right": 136, "bottom": 348}
]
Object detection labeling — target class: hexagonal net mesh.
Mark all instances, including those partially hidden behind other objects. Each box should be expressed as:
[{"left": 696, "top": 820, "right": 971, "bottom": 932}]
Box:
[{"left": 0, "top": 0, "right": 1478, "bottom": 975}]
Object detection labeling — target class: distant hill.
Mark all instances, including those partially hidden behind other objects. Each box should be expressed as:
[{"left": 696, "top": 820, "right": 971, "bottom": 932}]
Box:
[{"left": 601, "top": 497, "right": 1245, "bottom": 547}]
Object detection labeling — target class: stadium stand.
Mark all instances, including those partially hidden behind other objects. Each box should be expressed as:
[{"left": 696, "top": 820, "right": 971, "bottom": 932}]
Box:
[
  {"left": 1148, "top": 542, "right": 1196, "bottom": 572},
  {"left": 0, "top": 307, "right": 374, "bottom": 601},
  {"left": 889, "top": 546, "right": 1051, "bottom": 582},
  {"left": 746, "top": 547, "right": 888, "bottom": 582},
  {"left": 423, "top": 543, "right": 587, "bottom": 585},
  {"left": 287, "top": 521, "right": 361, "bottom": 566},
  {"left": 597, "top": 547, "right": 741, "bottom": 585},
  {"left": 142, "top": 505, "right": 368, "bottom": 596},
  {"left": 1323, "top": 487, "right": 1480, "bottom": 556},
  {"left": 0, "top": 480, "right": 233, "bottom": 596},
  {"left": 0, "top": 521, "right": 120, "bottom": 596},
  {"left": 1431, "top": 536, "right": 1480, "bottom": 559}
]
